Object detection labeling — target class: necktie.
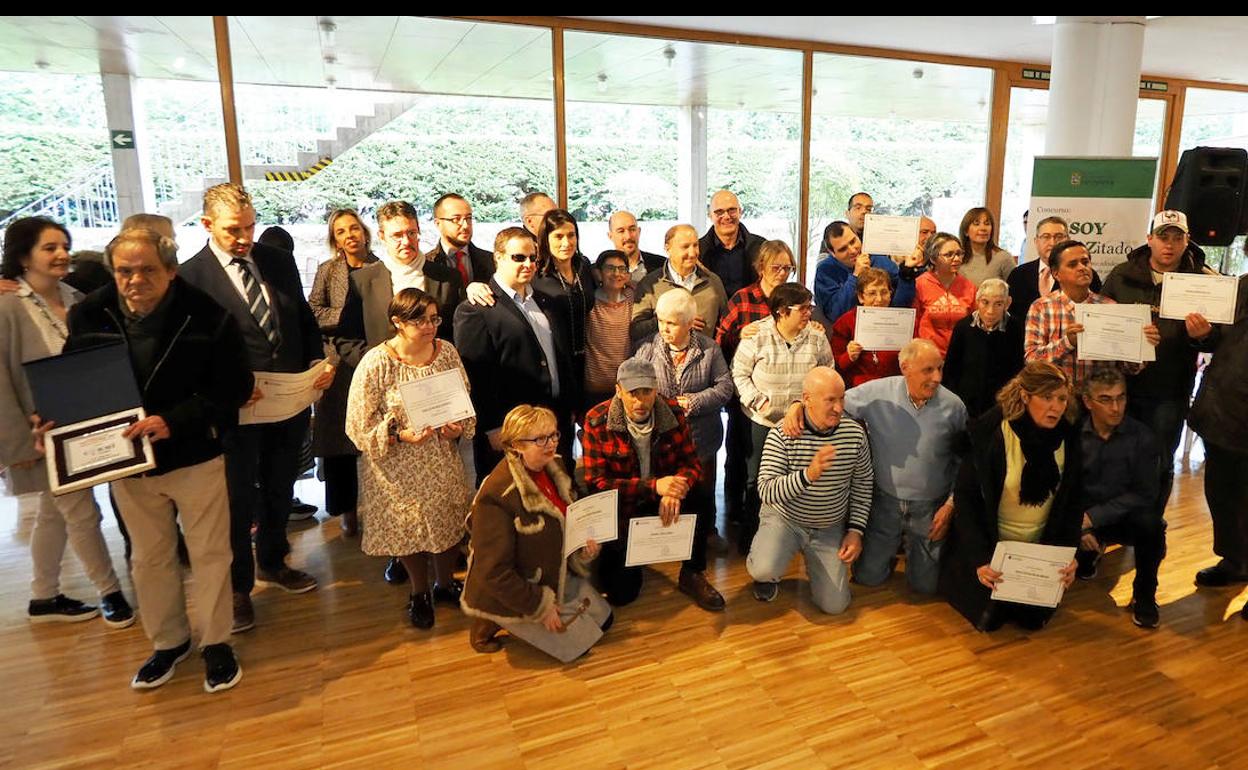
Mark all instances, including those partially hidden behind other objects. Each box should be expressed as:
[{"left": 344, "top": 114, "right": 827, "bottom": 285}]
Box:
[
  {"left": 454, "top": 249, "right": 470, "bottom": 286},
  {"left": 231, "top": 258, "right": 280, "bottom": 347}
]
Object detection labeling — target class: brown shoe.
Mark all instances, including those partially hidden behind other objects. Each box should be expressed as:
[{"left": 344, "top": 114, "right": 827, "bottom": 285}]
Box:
[
  {"left": 470, "top": 618, "right": 503, "bottom": 653},
  {"left": 339, "top": 511, "right": 359, "bottom": 538},
  {"left": 232, "top": 592, "right": 255, "bottom": 634},
  {"left": 256, "top": 567, "right": 318, "bottom": 594},
  {"left": 678, "top": 569, "right": 726, "bottom": 612}
]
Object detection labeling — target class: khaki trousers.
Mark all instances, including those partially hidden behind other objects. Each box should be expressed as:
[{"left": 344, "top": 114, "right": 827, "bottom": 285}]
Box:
[
  {"left": 112, "top": 456, "right": 232, "bottom": 649},
  {"left": 30, "top": 487, "right": 121, "bottom": 601}
]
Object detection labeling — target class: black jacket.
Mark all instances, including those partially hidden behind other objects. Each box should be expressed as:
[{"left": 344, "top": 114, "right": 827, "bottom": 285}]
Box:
[
  {"left": 698, "top": 223, "right": 766, "bottom": 299},
  {"left": 179, "top": 241, "right": 321, "bottom": 374},
  {"left": 64, "top": 278, "right": 254, "bottom": 475},
  {"left": 453, "top": 278, "right": 575, "bottom": 433},
  {"left": 943, "top": 315, "right": 1026, "bottom": 418},
  {"left": 1188, "top": 274, "right": 1248, "bottom": 452},
  {"left": 939, "top": 406, "right": 1084, "bottom": 625},
  {"left": 426, "top": 241, "right": 495, "bottom": 286},
  {"left": 334, "top": 259, "right": 463, "bottom": 363},
  {"left": 1100, "top": 243, "right": 1218, "bottom": 401}
]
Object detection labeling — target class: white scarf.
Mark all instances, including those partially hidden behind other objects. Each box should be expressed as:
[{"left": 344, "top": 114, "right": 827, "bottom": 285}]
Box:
[{"left": 382, "top": 251, "right": 426, "bottom": 294}]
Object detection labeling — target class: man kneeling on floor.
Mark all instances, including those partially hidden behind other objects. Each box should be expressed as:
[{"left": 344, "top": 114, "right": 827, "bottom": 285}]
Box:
[
  {"left": 1077, "top": 367, "right": 1166, "bottom": 628},
  {"left": 748, "top": 367, "right": 873, "bottom": 612},
  {"left": 583, "top": 358, "right": 725, "bottom": 611}
]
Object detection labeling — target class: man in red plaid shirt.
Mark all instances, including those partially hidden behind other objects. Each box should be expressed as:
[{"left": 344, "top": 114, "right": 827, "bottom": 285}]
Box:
[
  {"left": 1025, "top": 240, "right": 1158, "bottom": 388},
  {"left": 583, "top": 359, "right": 726, "bottom": 611}
]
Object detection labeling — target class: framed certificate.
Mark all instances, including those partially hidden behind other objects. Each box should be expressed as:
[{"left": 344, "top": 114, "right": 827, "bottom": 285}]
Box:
[{"left": 44, "top": 408, "right": 156, "bottom": 495}]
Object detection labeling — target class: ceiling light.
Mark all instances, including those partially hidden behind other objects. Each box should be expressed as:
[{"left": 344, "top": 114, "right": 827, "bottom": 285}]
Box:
[
  {"left": 34, "top": 59, "right": 50, "bottom": 70},
  {"left": 326, "top": 75, "right": 337, "bottom": 91},
  {"left": 319, "top": 19, "right": 338, "bottom": 48},
  {"left": 663, "top": 45, "right": 676, "bottom": 69},
  {"left": 596, "top": 73, "right": 608, "bottom": 94},
  {"left": 324, "top": 53, "right": 337, "bottom": 66}
]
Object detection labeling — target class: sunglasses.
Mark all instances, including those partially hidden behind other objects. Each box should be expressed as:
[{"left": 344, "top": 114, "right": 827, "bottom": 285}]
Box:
[{"left": 509, "top": 253, "right": 540, "bottom": 263}]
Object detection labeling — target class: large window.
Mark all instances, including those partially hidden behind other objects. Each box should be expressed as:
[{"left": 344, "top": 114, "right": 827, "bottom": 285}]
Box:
[
  {"left": 1001, "top": 88, "right": 1167, "bottom": 259},
  {"left": 564, "top": 32, "right": 801, "bottom": 261},
  {"left": 1178, "top": 87, "right": 1248, "bottom": 276},
  {"left": 806, "top": 54, "right": 993, "bottom": 283}
]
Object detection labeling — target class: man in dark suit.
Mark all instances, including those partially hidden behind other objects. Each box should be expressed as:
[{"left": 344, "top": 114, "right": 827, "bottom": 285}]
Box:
[
  {"left": 454, "top": 227, "right": 575, "bottom": 479},
  {"left": 426, "top": 194, "right": 493, "bottom": 290},
  {"left": 1007, "top": 215, "right": 1101, "bottom": 326},
  {"left": 608, "top": 210, "right": 665, "bottom": 286},
  {"left": 178, "top": 183, "right": 332, "bottom": 634}
]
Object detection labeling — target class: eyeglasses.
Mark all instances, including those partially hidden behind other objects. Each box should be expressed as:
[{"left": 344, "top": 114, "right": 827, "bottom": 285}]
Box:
[
  {"left": 1089, "top": 394, "right": 1127, "bottom": 406},
  {"left": 765, "top": 264, "right": 795, "bottom": 276},
  {"left": 1035, "top": 233, "right": 1067, "bottom": 242},
  {"left": 385, "top": 229, "right": 420, "bottom": 242},
  {"left": 404, "top": 315, "right": 442, "bottom": 329},
  {"left": 602, "top": 265, "right": 630, "bottom": 274},
  {"left": 939, "top": 250, "right": 966, "bottom": 260},
  {"left": 519, "top": 431, "right": 560, "bottom": 447},
  {"left": 787, "top": 304, "right": 815, "bottom": 314},
  {"left": 509, "top": 253, "right": 540, "bottom": 263},
  {"left": 711, "top": 207, "right": 741, "bottom": 219},
  {"left": 436, "top": 215, "right": 473, "bottom": 226}
]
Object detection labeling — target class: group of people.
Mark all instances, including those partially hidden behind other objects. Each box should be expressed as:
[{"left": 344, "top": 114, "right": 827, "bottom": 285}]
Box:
[{"left": 1, "top": 181, "right": 1246, "bottom": 686}]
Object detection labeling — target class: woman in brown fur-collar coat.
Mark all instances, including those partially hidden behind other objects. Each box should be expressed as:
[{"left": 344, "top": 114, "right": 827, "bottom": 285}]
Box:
[{"left": 461, "top": 405, "right": 612, "bottom": 661}]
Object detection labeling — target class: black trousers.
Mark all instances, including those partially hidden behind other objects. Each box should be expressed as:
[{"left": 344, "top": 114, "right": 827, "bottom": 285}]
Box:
[
  {"left": 1083, "top": 506, "right": 1167, "bottom": 598},
  {"left": 1127, "top": 395, "right": 1188, "bottom": 518},
  {"left": 224, "top": 409, "right": 309, "bottom": 593},
  {"left": 723, "top": 399, "right": 751, "bottom": 520},
  {"left": 1206, "top": 442, "right": 1248, "bottom": 572},
  {"left": 321, "top": 455, "right": 358, "bottom": 516},
  {"left": 597, "top": 502, "right": 713, "bottom": 607}
]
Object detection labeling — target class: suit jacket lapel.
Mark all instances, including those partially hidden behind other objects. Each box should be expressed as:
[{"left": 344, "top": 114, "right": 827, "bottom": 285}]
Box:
[{"left": 202, "top": 248, "right": 264, "bottom": 335}]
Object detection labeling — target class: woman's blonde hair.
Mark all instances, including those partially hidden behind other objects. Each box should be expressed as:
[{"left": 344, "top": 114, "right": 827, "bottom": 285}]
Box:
[
  {"left": 499, "top": 405, "right": 558, "bottom": 454},
  {"left": 996, "top": 360, "right": 1079, "bottom": 423}
]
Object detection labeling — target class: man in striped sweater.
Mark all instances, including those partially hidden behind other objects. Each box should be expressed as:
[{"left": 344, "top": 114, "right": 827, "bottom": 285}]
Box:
[{"left": 747, "top": 367, "right": 874, "bottom": 613}]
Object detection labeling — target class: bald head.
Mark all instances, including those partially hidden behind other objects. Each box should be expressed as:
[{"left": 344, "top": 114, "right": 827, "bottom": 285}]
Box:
[
  {"left": 899, "top": 338, "right": 944, "bottom": 403},
  {"left": 802, "top": 366, "right": 846, "bottom": 432},
  {"left": 709, "top": 189, "right": 742, "bottom": 242},
  {"left": 520, "top": 192, "right": 555, "bottom": 235},
  {"left": 608, "top": 210, "right": 640, "bottom": 258}
]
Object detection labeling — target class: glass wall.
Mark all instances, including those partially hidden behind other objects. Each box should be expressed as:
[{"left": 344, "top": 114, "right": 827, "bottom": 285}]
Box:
[
  {"left": 564, "top": 32, "right": 802, "bottom": 261},
  {"left": 1177, "top": 87, "right": 1248, "bottom": 276},
  {"left": 1001, "top": 89, "right": 1167, "bottom": 260},
  {"left": 806, "top": 53, "right": 993, "bottom": 284},
  {"left": 226, "top": 17, "right": 556, "bottom": 286}
]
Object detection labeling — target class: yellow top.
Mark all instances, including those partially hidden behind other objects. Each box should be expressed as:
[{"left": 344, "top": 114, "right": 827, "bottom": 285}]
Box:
[{"left": 997, "top": 421, "right": 1065, "bottom": 543}]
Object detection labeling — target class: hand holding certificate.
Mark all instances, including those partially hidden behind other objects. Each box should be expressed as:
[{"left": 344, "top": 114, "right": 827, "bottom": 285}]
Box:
[
  {"left": 564, "top": 490, "right": 619, "bottom": 557},
  {"left": 863, "top": 214, "right": 920, "bottom": 257},
  {"left": 239, "top": 360, "right": 325, "bottom": 425},
  {"left": 398, "top": 369, "right": 476, "bottom": 433},
  {"left": 624, "top": 515, "right": 697, "bottom": 567},
  {"left": 1159, "top": 272, "right": 1239, "bottom": 325},
  {"left": 854, "top": 306, "right": 916, "bottom": 351},
  {"left": 989, "top": 541, "right": 1076, "bottom": 608},
  {"left": 1074, "top": 304, "right": 1155, "bottom": 363}
]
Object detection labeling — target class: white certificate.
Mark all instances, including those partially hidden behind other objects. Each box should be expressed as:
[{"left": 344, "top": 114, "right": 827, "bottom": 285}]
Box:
[
  {"left": 989, "top": 541, "right": 1076, "bottom": 608},
  {"left": 398, "top": 368, "right": 475, "bottom": 433},
  {"left": 862, "top": 214, "right": 920, "bottom": 256},
  {"left": 1074, "top": 303, "right": 1155, "bottom": 363},
  {"left": 624, "top": 515, "right": 697, "bottom": 567},
  {"left": 64, "top": 426, "right": 136, "bottom": 476},
  {"left": 1077, "top": 309, "right": 1144, "bottom": 364},
  {"left": 1159, "top": 272, "right": 1239, "bottom": 325},
  {"left": 564, "top": 489, "right": 619, "bottom": 557},
  {"left": 854, "top": 306, "right": 916, "bottom": 351},
  {"left": 239, "top": 360, "right": 325, "bottom": 425}
]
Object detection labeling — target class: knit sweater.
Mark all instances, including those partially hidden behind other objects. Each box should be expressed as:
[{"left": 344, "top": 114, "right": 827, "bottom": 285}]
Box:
[{"left": 757, "top": 417, "right": 874, "bottom": 532}]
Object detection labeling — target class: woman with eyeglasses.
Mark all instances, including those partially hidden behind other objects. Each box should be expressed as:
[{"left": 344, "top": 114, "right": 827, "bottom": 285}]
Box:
[
  {"left": 308, "top": 209, "right": 378, "bottom": 537},
  {"left": 913, "top": 232, "right": 977, "bottom": 357},
  {"left": 461, "top": 404, "right": 612, "bottom": 661},
  {"left": 829, "top": 267, "right": 906, "bottom": 387},
  {"left": 732, "top": 282, "right": 833, "bottom": 552},
  {"left": 583, "top": 250, "right": 635, "bottom": 412},
  {"left": 346, "top": 288, "right": 475, "bottom": 629}
]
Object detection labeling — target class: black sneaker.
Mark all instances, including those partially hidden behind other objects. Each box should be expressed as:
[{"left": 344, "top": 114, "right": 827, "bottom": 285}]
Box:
[
  {"left": 407, "top": 591, "right": 434, "bottom": 629},
  {"left": 752, "top": 580, "right": 780, "bottom": 602},
  {"left": 1194, "top": 562, "right": 1248, "bottom": 587},
  {"left": 28, "top": 594, "right": 99, "bottom": 624},
  {"left": 1131, "top": 597, "right": 1160, "bottom": 629},
  {"left": 289, "top": 497, "right": 318, "bottom": 521},
  {"left": 100, "top": 591, "right": 136, "bottom": 629},
  {"left": 431, "top": 579, "right": 463, "bottom": 605},
  {"left": 1075, "top": 549, "right": 1099, "bottom": 581},
  {"left": 202, "top": 643, "right": 242, "bottom": 693},
  {"left": 384, "top": 557, "right": 408, "bottom": 586},
  {"left": 131, "top": 640, "right": 192, "bottom": 690}
]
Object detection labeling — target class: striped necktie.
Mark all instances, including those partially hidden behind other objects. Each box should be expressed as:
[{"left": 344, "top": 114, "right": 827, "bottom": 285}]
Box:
[{"left": 231, "top": 258, "right": 280, "bottom": 347}]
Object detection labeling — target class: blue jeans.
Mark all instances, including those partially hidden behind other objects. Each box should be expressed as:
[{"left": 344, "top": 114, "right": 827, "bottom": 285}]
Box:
[
  {"left": 747, "top": 506, "right": 851, "bottom": 614},
  {"left": 855, "top": 489, "right": 942, "bottom": 594}
]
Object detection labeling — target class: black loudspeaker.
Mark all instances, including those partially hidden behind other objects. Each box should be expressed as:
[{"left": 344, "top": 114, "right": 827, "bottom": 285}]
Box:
[{"left": 1164, "top": 146, "right": 1248, "bottom": 246}]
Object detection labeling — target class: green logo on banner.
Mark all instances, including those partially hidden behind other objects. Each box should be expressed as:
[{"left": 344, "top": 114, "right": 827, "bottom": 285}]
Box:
[{"left": 1031, "top": 157, "right": 1157, "bottom": 199}]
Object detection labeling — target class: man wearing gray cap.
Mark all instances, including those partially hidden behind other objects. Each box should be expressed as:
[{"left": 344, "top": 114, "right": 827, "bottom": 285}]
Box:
[{"left": 582, "top": 358, "right": 725, "bottom": 611}]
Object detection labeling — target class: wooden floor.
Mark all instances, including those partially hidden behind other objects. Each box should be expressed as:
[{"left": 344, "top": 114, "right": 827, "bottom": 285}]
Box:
[{"left": 3, "top": 442, "right": 1247, "bottom": 770}]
